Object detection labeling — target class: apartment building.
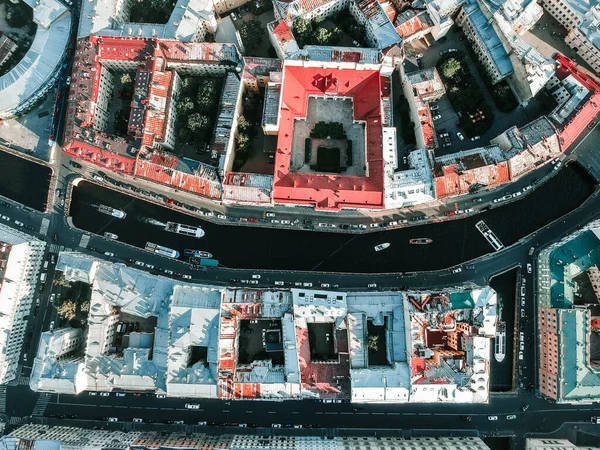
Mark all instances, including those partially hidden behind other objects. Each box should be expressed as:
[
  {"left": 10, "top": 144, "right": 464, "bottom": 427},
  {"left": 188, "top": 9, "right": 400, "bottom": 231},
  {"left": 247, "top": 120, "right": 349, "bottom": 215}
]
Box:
[
  {"left": 0, "top": 225, "right": 46, "bottom": 384},
  {"left": 541, "top": 0, "right": 600, "bottom": 74}
]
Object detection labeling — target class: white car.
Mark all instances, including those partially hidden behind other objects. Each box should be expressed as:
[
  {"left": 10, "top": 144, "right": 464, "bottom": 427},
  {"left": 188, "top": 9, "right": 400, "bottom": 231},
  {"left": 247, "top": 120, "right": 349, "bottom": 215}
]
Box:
[
  {"left": 100, "top": 392, "right": 110, "bottom": 397},
  {"left": 303, "top": 282, "right": 312, "bottom": 287},
  {"left": 266, "top": 213, "right": 276, "bottom": 218},
  {"left": 133, "top": 418, "right": 143, "bottom": 423},
  {"left": 488, "top": 416, "right": 498, "bottom": 421},
  {"left": 272, "top": 424, "right": 281, "bottom": 428},
  {"left": 457, "top": 132, "right": 465, "bottom": 141},
  {"left": 329, "top": 224, "right": 337, "bottom": 228},
  {"left": 14, "top": 220, "right": 24, "bottom": 227},
  {"left": 271, "top": 219, "right": 280, "bottom": 224},
  {"left": 520, "top": 341, "right": 525, "bottom": 351},
  {"left": 452, "top": 268, "right": 462, "bottom": 274},
  {"left": 249, "top": 280, "right": 258, "bottom": 284},
  {"left": 519, "top": 332, "right": 524, "bottom": 341},
  {"left": 513, "top": 191, "right": 523, "bottom": 198},
  {"left": 281, "top": 220, "right": 291, "bottom": 225},
  {"left": 433, "top": 114, "right": 442, "bottom": 121},
  {"left": 104, "top": 252, "right": 114, "bottom": 257},
  {"left": 318, "top": 223, "right": 328, "bottom": 227},
  {"left": 146, "top": 264, "right": 155, "bottom": 270},
  {"left": 527, "top": 263, "right": 532, "bottom": 274},
  {"left": 430, "top": 104, "right": 439, "bottom": 111},
  {"left": 294, "top": 282, "right": 302, "bottom": 286},
  {"left": 519, "top": 351, "right": 524, "bottom": 361},
  {"left": 185, "top": 403, "right": 200, "bottom": 409},
  {"left": 198, "top": 421, "right": 207, "bottom": 425},
  {"left": 369, "top": 223, "right": 379, "bottom": 228},
  {"left": 368, "top": 283, "right": 377, "bottom": 288},
  {"left": 156, "top": 394, "right": 166, "bottom": 399},
  {"left": 49, "top": 321, "right": 55, "bottom": 331},
  {"left": 88, "top": 392, "right": 97, "bottom": 396},
  {"left": 388, "top": 221, "right": 398, "bottom": 226},
  {"left": 164, "top": 269, "right": 174, "bottom": 275},
  {"left": 116, "top": 393, "right": 126, "bottom": 397},
  {"left": 252, "top": 274, "right": 261, "bottom": 279},
  {"left": 217, "top": 214, "right": 227, "bottom": 220},
  {"left": 358, "top": 224, "right": 368, "bottom": 229},
  {"left": 134, "top": 261, "right": 144, "bottom": 267},
  {"left": 174, "top": 421, "right": 184, "bottom": 425},
  {"left": 182, "top": 274, "right": 192, "bottom": 280},
  {"left": 471, "top": 136, "right": 480, "bottom": 141},
  {"left": 321, "top": 283, "right": 330, "bottom": 288},
  {"left": 274, "top": 281, "right": 284, "bottom": 286},
  {"left": 204, "top": 212, "right": 214, "bottom": 217},
  {"left": 108, "top": 417, "right": 118, "bottom": 422},
  {"left": 1, "top": 215, "right": 9, "bottom": 221}
]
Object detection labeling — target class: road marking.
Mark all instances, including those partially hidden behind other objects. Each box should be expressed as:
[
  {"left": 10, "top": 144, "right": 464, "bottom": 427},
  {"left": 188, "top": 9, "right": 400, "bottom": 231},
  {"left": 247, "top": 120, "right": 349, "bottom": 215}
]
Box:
[
  {"left": 405, "top": 412, "right": 416, "bottom": 415},
  {"left": 223, "top": 410, "right": 229, "bottom": 413},
  {"left": 340, "top": 412, "right": 353, "bottom": 415},
  {"left": 325, "top": 412, "right": 338, "bottom": 415},
  {"left": 315, "top": 412, "right": 323, "bottom": 415},
  {"left": 372, "top": 412, "right": 385, "bottom": 415},
  {"left": 245, "top": 411, "right": 253, "bottom": 413},
  {"left": 147, "top": 407, "right": 158, "bottom": 410},
  {"left": 356, "top": 412, "right": 369, "bottom": 415},
  {"left": 268, "top": 411, "right": 276, "bottom": 414},
  {"left": 115, "top": 406, "right": 127, "bottom": 408},
  {"left": 292, "top": 411, "right": 299, "bottom": 414},
  {"left": 387, "top": 412, "right": 400, "bottom": 415}
]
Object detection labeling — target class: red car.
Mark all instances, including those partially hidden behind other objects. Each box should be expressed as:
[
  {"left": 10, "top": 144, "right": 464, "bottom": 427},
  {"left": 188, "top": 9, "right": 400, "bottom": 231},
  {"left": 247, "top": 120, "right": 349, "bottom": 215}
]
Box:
[
  {"left": 247, "top": 217, "right": 258, "bottom": 222},
  {"left": 444, "top": 211, "right": 455, "bottom": 216}
]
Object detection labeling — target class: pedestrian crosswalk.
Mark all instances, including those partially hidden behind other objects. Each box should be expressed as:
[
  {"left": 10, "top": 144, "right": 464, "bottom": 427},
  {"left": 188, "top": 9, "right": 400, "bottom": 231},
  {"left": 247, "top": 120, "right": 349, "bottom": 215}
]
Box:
[
  {"left": 32, "top": 393, "right": 51, "bottom": 416},
  {"left": 8, "top": 417, "right": 25, "bottom": 425},
  {"left": 0, "top": 385, "right": 7, "bottom": 413},
  {"left": 48, "top": 245, "right": 72, "bottom": 253}
]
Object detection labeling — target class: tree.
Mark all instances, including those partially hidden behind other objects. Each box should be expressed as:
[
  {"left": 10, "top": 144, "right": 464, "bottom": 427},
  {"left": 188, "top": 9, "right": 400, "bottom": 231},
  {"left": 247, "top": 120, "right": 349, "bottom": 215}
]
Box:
[
  {"left": 236, "top": 133, "right": 251, "bottom": 152},
  {"left": 314, "top": 27, "right": 332, "bottom": 45},
  {"left": 237, "top": 115, "right": 251, "bottom": 132},
  {"left": 440, "top": 58, "right": 462, "bottom": 79},
  {"left": 53, "top": 273, "right": 71, "bottom": 288},
  {"left": 239, "top": 20, "right": 265, "bottom": 52},
  {"left": 178, "top": 97, "right": 195, "bottom": 115},
  {"left": 188, "top": 113, "right": 210, "bottom": 132},
  {"left": 57, "top": 301, "right": 77, "bottom": 320},
  {"left": 293, "top": 18, "right": 313, "bottom": 46},
  {"left": 367, "top": 335, "right": 379, "bottom": 352},
  {"left": 120, "top": 73, "right": 133, "bottom": 85}
]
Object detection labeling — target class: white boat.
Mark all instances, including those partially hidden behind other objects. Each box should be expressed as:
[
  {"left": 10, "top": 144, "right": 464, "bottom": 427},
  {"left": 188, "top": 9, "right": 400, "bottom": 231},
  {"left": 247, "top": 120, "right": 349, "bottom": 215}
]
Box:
[
  {"left": 145, "top": 242, "right": 180, "bottom": 258},
  {"left": 164, "top": 222, "right": 205, "bottom": 238},
  {"left": 374, "top": 242, "right": 390, "bottom": 252},
  {"left": 409, "top": 238, "right": 433, "bottom": 245},
  {"left": 98, "top": 204, "right": 126, "bottom": 219},
  {"left": 104, "top": 232, "right": 118, "bottom": 240},
  {"left": 494, "top": 321, "right": 506, "bottom": 363}
]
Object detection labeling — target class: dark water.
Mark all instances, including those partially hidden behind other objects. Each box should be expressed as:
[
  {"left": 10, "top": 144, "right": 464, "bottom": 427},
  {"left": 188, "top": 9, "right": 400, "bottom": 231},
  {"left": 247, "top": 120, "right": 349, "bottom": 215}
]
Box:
[
  {"left": 489, "top": 269, "right": 517, "bottom": 392},
  {"left": 0, "top": 151, "right": 51, "bottom": 211},
  {"left": 69, "top": 162, "right": 595, "bottom": 273}
]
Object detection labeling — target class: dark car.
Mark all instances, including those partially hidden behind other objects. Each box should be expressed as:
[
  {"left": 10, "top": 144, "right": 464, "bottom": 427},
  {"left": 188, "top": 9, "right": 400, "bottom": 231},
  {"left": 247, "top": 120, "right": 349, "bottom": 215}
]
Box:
[
  {"left": 462, "top": 416, "right": 472, "bottom": 421},
  {"left": 53, "top": 232, "right": 59, "bottom": 242},
  {"left": 465, "top": 264, "right": 475, "bottom": 270}
]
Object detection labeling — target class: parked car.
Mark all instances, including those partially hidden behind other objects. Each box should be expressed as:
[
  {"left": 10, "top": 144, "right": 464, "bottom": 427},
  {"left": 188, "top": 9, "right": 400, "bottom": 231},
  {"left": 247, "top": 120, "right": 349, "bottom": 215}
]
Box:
[
  {"left": 368, "top": 283, "right": 377, "bottom": 288},
  {"left": 488, "top": 416, "right": 498, "bottom": 421},
  {"left": 442, "top": 142, "right": 452, "bottom": 148},
  {"left": 433, "top": 114, "right": 442, "bottom": 121},
  {"left": 252, "top": 274, "right": 261, "bottom": 279},
  {"left": 108, "top": 417, "right": 118, "bottom": 422},
  {"left": 182, "top": 274, "right": 192, "bottom": 280},
  {"left": 274, "top": 281, "right": 284, "bottom": 286},
  {"left": 185, "top": 403, "right": 200, "bottom": 409},
  {"left": 266, "top": 213, "right": 276, "bottom": 218},
  {"left": 321, "top": 283, "right": 330, "bottom": 288},
  {"left": 457, "top": 132, "right": 465, "bottom": 141},
  {"left": 133, "top": 418, "right": 143, "bottom": 423},
  {"left": 527, "top": 263, "right": 532, "bottom": 273},
  {"left": 439, "top": 132, "right": 450, "bottom": 138},
  {"left": 471, "top": 135, "right": 480, "bottom": 141},
  {"left": 430, "top": 104, "right": 439, "bottom": 111},
  {"left": 506, "top": 415, "right": 516, "bottom": 420},
  {"left": 452, "top": 268, "right": 462, "bottom": 274}
]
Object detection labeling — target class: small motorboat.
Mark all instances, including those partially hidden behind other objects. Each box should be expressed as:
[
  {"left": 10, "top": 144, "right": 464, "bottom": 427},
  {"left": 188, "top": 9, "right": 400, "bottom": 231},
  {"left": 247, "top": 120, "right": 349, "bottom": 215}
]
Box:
[{"left": 374, "top": 242, "right": 390, "bottom": 252}]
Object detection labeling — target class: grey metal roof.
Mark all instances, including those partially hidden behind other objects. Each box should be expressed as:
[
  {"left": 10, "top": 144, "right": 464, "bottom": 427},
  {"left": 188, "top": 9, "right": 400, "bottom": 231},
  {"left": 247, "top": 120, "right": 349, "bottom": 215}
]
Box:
[{"left": 463, "top": 0, "right": 513, "bottom": 78}]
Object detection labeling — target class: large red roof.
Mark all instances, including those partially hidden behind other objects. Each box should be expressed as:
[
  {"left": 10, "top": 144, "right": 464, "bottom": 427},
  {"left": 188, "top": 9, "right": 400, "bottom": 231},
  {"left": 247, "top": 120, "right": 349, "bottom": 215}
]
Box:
[{"left": 273, "top": 64, "right": 386, "bottom": 211}]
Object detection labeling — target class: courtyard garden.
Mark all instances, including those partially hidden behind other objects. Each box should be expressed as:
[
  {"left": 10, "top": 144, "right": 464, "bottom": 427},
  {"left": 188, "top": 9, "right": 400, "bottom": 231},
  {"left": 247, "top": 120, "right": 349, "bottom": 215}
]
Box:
[{"left": 436, "top": 54, "right": 495, "bottom": 137}]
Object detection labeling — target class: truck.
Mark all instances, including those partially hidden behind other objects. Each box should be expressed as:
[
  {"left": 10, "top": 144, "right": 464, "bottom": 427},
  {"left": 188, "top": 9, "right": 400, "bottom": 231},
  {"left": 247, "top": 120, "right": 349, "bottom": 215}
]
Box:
[{"left": 200, "top": 258, "right": 218, "bottom": 267}]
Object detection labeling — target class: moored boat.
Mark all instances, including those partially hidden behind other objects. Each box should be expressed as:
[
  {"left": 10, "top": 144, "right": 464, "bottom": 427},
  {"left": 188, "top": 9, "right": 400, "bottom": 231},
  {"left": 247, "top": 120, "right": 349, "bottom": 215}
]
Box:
[
  {"left": 185, "top": 249, "right": 213, "bottom": 259},
  {"left": 145, "top": 242, "right": 180, "bottom": 258}
]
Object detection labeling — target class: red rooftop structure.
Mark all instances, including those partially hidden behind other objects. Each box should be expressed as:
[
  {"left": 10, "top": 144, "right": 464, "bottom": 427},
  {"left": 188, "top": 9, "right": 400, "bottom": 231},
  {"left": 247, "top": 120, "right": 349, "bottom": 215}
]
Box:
[{"left": 273, "top": 63, "right": 386, "bottom": 211}]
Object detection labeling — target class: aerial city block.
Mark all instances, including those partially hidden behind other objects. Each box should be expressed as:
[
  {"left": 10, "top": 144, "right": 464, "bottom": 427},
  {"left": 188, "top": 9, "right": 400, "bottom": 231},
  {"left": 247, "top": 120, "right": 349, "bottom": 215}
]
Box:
[{"left": 1, "top": 0, "right": 600, "bottom": 448}]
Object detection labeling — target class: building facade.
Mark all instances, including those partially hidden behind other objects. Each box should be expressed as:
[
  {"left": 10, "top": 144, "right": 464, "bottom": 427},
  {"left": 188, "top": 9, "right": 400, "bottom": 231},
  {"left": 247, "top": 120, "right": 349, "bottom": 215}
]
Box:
[{"left": 0, "top": 224, "right": 46, "bottom": 384}]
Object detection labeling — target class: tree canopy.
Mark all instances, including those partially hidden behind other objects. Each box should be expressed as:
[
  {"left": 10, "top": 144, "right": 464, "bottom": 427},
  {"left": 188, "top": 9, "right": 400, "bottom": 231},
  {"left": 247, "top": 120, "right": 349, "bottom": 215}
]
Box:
[{"left": 440, "top": 58, "right": 462, "bottom": 79}]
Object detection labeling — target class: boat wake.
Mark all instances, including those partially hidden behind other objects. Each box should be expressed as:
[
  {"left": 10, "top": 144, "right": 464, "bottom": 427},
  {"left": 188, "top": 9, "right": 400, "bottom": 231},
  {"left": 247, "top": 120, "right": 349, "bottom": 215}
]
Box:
[{"left": 139, "top": 217, "right": 167, "bottom": 227}]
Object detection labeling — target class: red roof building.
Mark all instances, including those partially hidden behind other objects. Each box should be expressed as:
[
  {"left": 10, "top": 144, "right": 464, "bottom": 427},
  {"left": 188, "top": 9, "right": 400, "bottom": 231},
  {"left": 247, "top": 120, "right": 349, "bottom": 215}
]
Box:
[
  {"left": 550, "top": 53, "right": 600, "bottom": 150},
  {"left": 272, "top": 62, "right": 387, "bottom": 211}
]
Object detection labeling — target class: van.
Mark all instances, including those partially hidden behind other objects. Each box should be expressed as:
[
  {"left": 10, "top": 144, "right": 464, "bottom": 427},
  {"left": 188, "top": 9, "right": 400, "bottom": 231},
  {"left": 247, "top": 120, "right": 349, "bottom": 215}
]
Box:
[{"left": 40, "top": 273, "right": 47, "bottom": 283}]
